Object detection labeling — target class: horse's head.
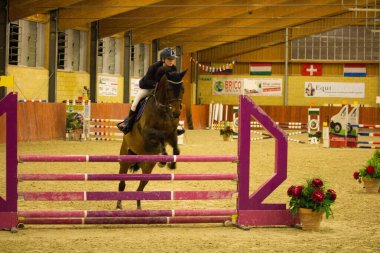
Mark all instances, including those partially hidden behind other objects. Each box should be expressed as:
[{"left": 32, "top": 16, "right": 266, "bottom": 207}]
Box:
[{"left": 154, "top": 67, "right": 187, "bottom": 119}]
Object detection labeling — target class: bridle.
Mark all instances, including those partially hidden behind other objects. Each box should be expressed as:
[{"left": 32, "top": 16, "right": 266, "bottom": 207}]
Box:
[{"left": 152, "top": 78, "right": 183, "bottom": 118}]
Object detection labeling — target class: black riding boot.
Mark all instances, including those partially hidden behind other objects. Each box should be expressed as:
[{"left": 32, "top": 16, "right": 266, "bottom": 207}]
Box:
[
  {"left": 177, "top": 128, "right": 185, "bottom": 136},
  {"left": 117, "top": 110, "right": 137, "bottom": 135}
]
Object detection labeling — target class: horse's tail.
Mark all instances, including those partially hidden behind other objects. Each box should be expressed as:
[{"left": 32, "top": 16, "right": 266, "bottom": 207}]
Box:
[
  {"left": 130, "top": 163, "right": 140, "bottom": 172},
  {"left": 127, "top": 149, "right": 140, "bottom": 172}
]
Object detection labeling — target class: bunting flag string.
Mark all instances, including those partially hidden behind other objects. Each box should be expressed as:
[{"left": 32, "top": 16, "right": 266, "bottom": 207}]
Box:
[{"left": 190, "top": 57, "right": 236, "bottom": 73}]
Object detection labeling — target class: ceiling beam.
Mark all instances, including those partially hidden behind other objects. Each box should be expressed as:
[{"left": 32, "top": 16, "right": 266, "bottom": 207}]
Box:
[
  {"left": 161, "top": 0, "right": 375, "bottom": 53},
  {"left": 9, "top": 0, "right": 84, "bottom": 21},
  {"left": 160, "top": 0, "right": 340, "bottom": 48},
  {"left": 131, "top": 0, "right": 289, "bottom": 44},
  {"left": 58, "top": 0, "right": 165, "bottom": 31},
  {"left": 98, "top": 0, "right": 235, "bottom": 38}
]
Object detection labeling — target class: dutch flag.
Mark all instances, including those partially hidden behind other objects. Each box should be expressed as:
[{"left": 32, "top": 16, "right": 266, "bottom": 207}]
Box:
[{"left": 343, "top": 63, "right": 366, "bottom": 77}]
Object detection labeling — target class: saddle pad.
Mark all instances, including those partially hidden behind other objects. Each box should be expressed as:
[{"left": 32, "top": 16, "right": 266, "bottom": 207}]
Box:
[{"left": 136, "top": 96, "right": 152, "bottom": 121}]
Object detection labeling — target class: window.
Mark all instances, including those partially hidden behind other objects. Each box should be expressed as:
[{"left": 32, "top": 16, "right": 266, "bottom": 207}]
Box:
[
  {"left": 8, "top": 20, "right": 45, "bottom": 67},
  {"left": 9, "top": 22, "right": 20, "bottom": 65},
  {"left": 97, "top": 37, "right": 121, "bottom": 74},
  {"left": 291, "top": 26, "right": 380, "bottom": 61},
  {"left": 57, "top": 32, "right": 66, "bottom": 69},
  {"left": 57, "top": 29, "right": 87, "bottom": 71},
  {"left": 131, "top": 43, "right": 149, "bottom": 78}
]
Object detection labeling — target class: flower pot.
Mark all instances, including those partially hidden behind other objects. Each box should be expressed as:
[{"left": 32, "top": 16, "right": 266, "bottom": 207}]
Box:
[
  {"left": 362, "top": 178, "right": 380, "bottom": 193},
  {"left": 298, "top": 208, "right": 324, "bottom": 231},
  {"left": 222, "top": 135, "right": 232, "bottom": 141}
]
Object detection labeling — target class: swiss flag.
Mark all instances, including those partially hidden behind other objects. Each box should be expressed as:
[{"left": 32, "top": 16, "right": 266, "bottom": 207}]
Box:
[{"left": 301, "top": 63, "right": 322, "bottom": 76}]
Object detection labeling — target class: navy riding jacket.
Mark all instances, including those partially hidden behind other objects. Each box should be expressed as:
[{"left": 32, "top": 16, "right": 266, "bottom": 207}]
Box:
[{"left": 139, "top": 61, "right": 177, "bottom": 89}]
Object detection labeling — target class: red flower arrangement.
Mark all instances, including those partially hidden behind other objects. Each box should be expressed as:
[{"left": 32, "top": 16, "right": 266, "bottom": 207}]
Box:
[
  {"left": 353, "top": 150, "right": 380, "bottom": 183},
  {"left": 220, "top": 125, "right": 234, "bottom": 137},
  {"left": 288, "top": 178, "right": 336, "bottom": 218}
]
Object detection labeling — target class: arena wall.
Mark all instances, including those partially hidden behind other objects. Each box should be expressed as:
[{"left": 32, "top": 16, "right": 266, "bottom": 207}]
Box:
[{"left": 2, "top": 101, "right": 379, "bottom": 143}]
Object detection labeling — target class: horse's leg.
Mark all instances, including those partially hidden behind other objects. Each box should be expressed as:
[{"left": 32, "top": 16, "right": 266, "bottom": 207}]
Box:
[
  {"left": 136, "top": 162, "right": 155, "bottom": 210},
  {"left": 116, "top": 161, "right": 129, "bottom": 209},
  {"left": 157, "top": 147, "right": 168, "bottom": 168},
  {"left": 167, "top": 137, "right": 179, "bottom": 170}
]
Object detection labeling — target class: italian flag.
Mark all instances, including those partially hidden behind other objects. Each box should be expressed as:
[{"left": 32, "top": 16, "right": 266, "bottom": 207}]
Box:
[{"left": 249, "top": 63, "right": 272, "bottom": 75}]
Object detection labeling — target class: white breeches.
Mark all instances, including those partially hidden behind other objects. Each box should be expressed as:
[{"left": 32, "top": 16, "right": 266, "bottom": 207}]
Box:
[{"left": 131, "top": 88, "right": 154, "bottom": 111}]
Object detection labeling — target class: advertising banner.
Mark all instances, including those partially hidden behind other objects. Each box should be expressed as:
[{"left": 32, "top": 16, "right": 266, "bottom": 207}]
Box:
[
  {"left": 304, "top": 82, "right": 365, "bottom": 98},
  {"left": 212, "top": 78, "right": 243, "bottom": 95},
  {"left": 243, "top": 78, "right": 282, "bottom": 96},
  {"left": 99, "top": 76, "right": 118, "bottom": 96}
]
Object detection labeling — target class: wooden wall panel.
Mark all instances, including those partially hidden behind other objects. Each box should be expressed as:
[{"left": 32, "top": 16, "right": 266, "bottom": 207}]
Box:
[
  {"left": 1, "top": 103, "right": 379, "bottom": 143},
  {"left": 15, "top": 102, "right": 66, "bottom": 142},
  {"left": 189, "top": 105, "right": 380, "bottom": 130}
]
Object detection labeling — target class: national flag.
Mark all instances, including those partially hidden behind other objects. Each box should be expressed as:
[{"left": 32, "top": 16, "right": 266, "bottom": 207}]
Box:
[
  {"left": 0, "top": 75, "right": 14, "bottom": 88},
  {"left": 343, "top": 63, "right": 366, "bottom": 77},
  {"left": 249, "top": 63, "right": 272, "bottom": 75},
  {"left": 301, "top": 63, "right": 322, "bottom": 76}
]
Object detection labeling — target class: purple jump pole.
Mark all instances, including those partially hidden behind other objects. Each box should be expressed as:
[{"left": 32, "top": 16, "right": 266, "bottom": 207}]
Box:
[
  {"left": 20, "top": 216, "right": 232, "bottom": 225},
  {"left": 18, "top": 209, "right": 237, "bottom": 218},
  {"left": 18, "top": 155, "right": 238, "bottom": 163},
  {"left": 18, "top": 173, "right": 237, "bottom": 181},
  {"left": 19, "top": 191, "right": 236, "bottom": 201}
]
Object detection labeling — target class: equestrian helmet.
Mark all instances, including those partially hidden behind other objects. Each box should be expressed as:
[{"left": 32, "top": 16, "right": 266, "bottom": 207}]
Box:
[{"left": 160, "top": 48, "right": 177, "bottom": 60}]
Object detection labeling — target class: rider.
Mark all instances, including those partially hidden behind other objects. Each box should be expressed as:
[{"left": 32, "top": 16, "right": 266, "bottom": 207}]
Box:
[{"left": 117, "top": 47, "right": 185, "bottom": 135}]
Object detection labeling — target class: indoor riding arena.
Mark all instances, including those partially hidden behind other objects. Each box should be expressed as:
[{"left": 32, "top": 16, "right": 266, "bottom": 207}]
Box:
[{"left": 1, "top": 1, "right": 380, "bottom": 252}]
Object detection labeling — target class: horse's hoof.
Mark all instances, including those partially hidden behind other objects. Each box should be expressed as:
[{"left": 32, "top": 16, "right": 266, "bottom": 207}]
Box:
[
  {"left": 168, "top": 162, "right": 176, "bottom": 170},
  {"left": 158, "top": 162, "right": 166, "bottom": 168}
]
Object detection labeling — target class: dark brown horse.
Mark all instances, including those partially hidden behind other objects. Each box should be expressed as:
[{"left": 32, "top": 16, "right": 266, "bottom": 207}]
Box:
[{"left": 116, "top": 67, "right": 187, "bottom": 210}]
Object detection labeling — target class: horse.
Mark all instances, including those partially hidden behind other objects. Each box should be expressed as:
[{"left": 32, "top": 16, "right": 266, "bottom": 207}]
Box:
[{"left": 116, "top": 67, "right": 187, "bottom": 210}]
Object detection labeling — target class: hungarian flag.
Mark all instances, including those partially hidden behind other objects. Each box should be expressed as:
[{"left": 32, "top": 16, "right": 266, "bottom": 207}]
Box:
[
  {"left": 343, "top": 63, "right": 366, "bottom": 77},
  {"left": 249, "top": 63, "right": 272, "bottom": 75},
  {"left": 301, "top": 64, "right": 322, "bottom": 76}
]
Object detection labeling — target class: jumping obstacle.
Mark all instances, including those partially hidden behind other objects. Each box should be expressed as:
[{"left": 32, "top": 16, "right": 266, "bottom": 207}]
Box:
[
  {"left": 249, "top": 121, "right": 307, "bottom": 144},
  {"left": 351, "top": 124, "right": 380, "bottom": 149},
  {"left": 89, "top": 118, "right": 124, "bottom": 141},
  {"left": 18, "top": 99, "right": 47, "bottom": 102},
  {"left": 0, "top": 93, "right": 296, "bottom": 230},
  {"left": 65, "top": 99, "right": 91, "bottom": 141},
  {"left": 328, "top": 105, "right": 380, "bottom": 149},
  {"left": 208, "top": 102, "right": 229, "bottom": 130}
]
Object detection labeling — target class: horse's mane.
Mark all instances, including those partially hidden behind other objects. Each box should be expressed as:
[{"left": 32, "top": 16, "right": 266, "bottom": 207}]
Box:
[{"left": 156, "top": 66, "right": 184, "bottom": 83}]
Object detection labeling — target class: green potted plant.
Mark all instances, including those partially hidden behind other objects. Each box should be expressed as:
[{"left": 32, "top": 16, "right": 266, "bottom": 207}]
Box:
[
  {"left": 287, "top": 178, "right": 336, "bottom": 230},
  {"left": 353, "top": 150, "right": 380, "bottom": 193}
]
